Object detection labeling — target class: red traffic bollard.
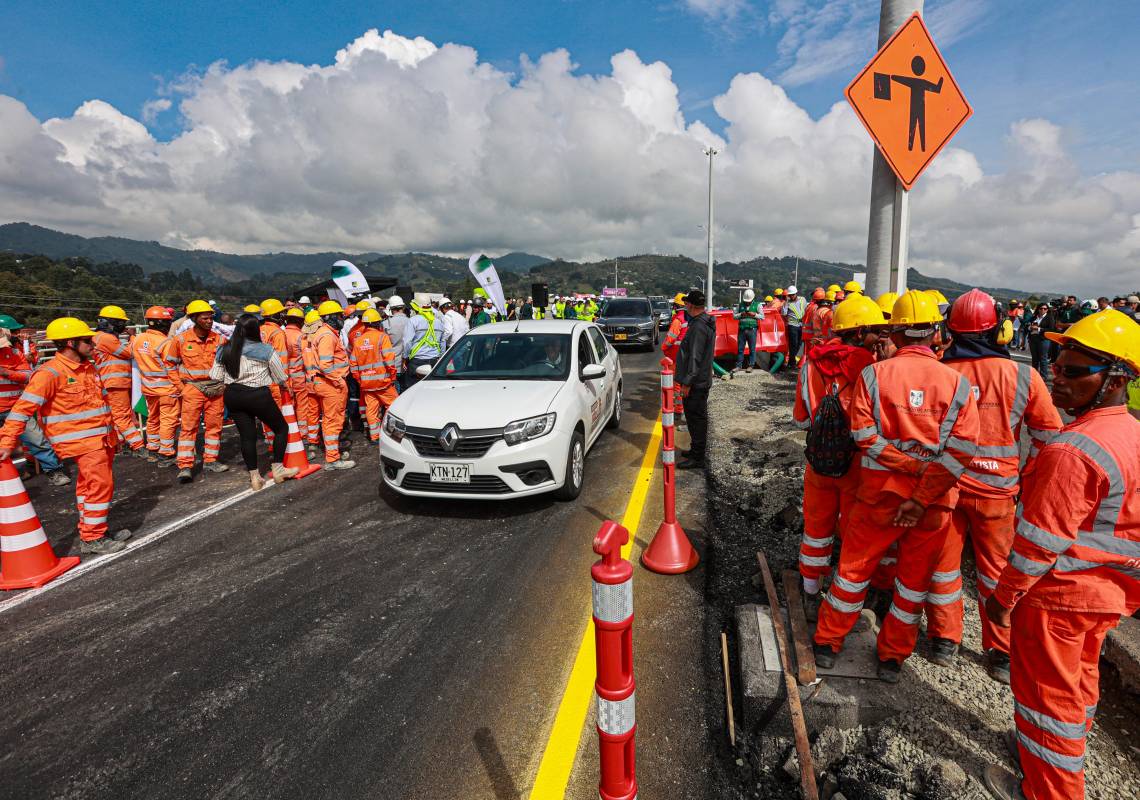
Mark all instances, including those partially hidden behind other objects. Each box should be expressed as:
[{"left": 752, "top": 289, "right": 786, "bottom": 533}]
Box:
[
  {"left": 642, "top": 358, "right": 699, "bottom": 574},
  {"left": 592, "top": 520, "right": 637, "bottom": 800}
]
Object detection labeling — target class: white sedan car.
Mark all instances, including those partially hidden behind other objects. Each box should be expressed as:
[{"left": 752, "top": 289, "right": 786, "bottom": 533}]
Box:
[{"left": 379, "top": 320, "right": 623, "bottom": 500}]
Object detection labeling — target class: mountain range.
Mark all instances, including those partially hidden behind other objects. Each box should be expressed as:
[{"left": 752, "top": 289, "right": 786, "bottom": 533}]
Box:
[{"left": 0, "top": 222, "right": 1038, "bottom": 301}]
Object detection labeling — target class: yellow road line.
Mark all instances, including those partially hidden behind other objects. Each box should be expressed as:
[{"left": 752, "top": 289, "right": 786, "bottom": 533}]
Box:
[{"left": 528, "top": 415, "right": 662, "bottom": 799}]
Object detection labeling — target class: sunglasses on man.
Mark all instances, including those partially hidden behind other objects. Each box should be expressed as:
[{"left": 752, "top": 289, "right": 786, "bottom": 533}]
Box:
[{"left": 1051, "top": 363, "right": 1111, "bottom": 379}]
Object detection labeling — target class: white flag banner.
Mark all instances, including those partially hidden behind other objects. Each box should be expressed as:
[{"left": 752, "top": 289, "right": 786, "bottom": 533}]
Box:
[
  {"left": 468, "top": 254, "right": 507, "bottom": 317},
  {"left": 331, "top": 260, "right": 370, "bottom": 300}
]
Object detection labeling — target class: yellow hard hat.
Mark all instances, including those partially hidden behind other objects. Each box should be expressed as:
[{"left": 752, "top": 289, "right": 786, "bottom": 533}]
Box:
[
  {"left": 925, "top": 289, "right": 949, "bottom": 305},
  {"left": 304, "top": 309, "right": 321, "bottom": 325},
  {"left": 892, "top": 290, "right": 944, "bottom": 327},
  {"left": 764, "top": 295, "right": 774, "bottom": 302},
  {"left": 844, "top": 280, "right": 862, "bottom": 294},
  {"left": 826, "top": 284, "right": 841, "bottom": 293},
  {"left": 876, "top": 292, "right": 898, "bottom": 318},
  {"left": 832, "top": 295, "right": 886, "bottom": 332},
  {"left": 186, "top": 300, "right": 213, "bottom": 315},
  {"left": 826, "top": 290, "right": 837, "bottom": 302},
  {"left": 97, "top": 305, "right": 129, "bottom": 321},
  {"left": 260, "top": 298, "right": 285, "bottom": 316},
  {"left": 285, "top": 307, "right": 305, "bottom": 319},
  {"left": 243, "top": 304, "right": 262, "bottom": 313},
  {"left": 45, "top": 317, "right": 96, "bottom": 341},
  {"left": 774, "top": 288, "right": 784, "bottom": 296},
  {"left": 673, "top": 292, "right": 686, "bottom": 305},
  {"left": 361, "top": 308, "right": 382, "bottom": 323},
  {"left": 1046, "top": 309, "right": 1140, "bottom": 374},
  {"left": 356, "top": 299, "right": 373, "bottom": 311},
  {"left": 317, "top": 300, "right": 344, "bottom": 317}
]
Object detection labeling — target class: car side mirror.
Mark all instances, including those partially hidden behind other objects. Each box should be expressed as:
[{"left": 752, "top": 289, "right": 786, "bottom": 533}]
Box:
[
  {"left": 581, "top": 363, "right": 606, "bottom": 381},
  {"left": 416, "top": 364, "right": 433, "bottom": 377}
]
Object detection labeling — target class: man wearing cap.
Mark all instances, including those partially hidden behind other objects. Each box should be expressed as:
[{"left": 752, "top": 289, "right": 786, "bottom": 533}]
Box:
[
  {"left": 1127, "top": 295, "right": 1140, "bottom": 323},
  {"left": 782, "top": 286, "right": 809, "bottom": 369},
  {"left": 0, "top": 318, "right": 131, "bottom": 554},
  {"left": 675, "top": 290, "right": 716, "bottom": 469}
]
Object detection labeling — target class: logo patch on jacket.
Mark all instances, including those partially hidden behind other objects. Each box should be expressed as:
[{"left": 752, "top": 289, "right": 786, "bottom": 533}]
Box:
[
  {"left": 909, "top": 389, "right": 925, "bottom": 408},
  {"left": 971, "top": 386, "right": 981, "bottom": 401}
]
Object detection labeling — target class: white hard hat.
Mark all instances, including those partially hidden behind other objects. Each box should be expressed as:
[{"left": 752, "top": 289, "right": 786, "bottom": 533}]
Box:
[
  {"left": 298, "top": 296, "right": 311, "bottom": 304},
  {"left": 388, "top": 294, "right": 405, "bottom": 307},
  {"left": 439, "top": 296, "right": 453, "bottom": 306},
  {"left": 786, "top": 285, "right": 798, "bottom": 295},
  {"left": 743, "top": 289, "right": 755, "bottom": 302}
]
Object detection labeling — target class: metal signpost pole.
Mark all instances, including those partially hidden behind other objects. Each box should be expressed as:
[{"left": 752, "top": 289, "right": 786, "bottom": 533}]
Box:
[
  {"left": 704, "top": 147, "right": 717, "bottom": 307},
  {"left": 864, "top": 0, "right": 923, "bottom": 298}
]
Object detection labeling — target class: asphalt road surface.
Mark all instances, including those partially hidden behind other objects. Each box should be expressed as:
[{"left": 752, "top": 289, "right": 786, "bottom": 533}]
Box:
[{"left": 0, "top": 348, "right": 668, "bottom": 800}]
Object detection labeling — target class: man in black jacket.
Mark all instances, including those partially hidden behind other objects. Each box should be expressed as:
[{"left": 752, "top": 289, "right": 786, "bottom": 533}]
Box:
[{"left": 675, "top": 290, "right": 716, "bottom": 469}]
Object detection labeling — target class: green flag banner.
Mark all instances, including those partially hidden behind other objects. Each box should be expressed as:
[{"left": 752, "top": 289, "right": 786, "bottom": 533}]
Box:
[{"left": 468, "top": 254, "right": 507, "bottom": 317}]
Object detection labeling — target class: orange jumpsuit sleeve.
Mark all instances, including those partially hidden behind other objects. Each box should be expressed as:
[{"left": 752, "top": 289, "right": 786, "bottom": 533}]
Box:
[
  {"left": 0, "top": 349, "right": 32, "bottom": 384},
  {"left": 0, "top": 368, "right": 55, "bottom": 450},
  {"left": 792, "top": 361, "right": 812, "bottom": 430},
  {"left": 1022, "top": 370, "right": 1063, "bottom": 465},
  {"left": 992, "top": 446, "right": 1099, "bottom": 609}
]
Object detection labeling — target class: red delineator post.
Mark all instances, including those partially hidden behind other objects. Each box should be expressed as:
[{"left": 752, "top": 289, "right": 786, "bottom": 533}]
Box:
[
  {"left": 641, "top": 358, "right": 699, "bottom": 574},
  {"left": 592, "top": 520, "right": 637, "bottom": 800}
]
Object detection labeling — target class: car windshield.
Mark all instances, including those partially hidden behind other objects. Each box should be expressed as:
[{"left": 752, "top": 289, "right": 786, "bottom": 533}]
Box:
[
  {"left": 651, "top": 300, "right": 670, "bottom": 314},
  {"left": 428, "top": 333, "right": 572, "bottom": 381},
  {"left": 599, "top": 299, "right": 651, "bottom": 317}
]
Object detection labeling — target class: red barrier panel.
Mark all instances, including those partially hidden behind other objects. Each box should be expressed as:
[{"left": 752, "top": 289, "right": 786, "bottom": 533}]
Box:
[
  {"left": 642, "top": 358, "right": 699, "bottom": 575},
  {"left": 592, "top": 520, "right": 637, "bottom": 800}
]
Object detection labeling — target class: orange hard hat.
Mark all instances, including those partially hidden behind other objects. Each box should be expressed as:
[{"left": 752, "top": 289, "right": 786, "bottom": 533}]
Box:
[
  {"left": 812, "top": 288, "right": 827, "bottom": 301},
  {"left": 145, "top": 305, "right": 174, "bottom": 320}
]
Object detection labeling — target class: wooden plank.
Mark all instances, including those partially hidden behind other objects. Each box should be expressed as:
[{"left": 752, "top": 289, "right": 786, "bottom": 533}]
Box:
[
  {"left": 782, "top": 569, "right": 818, "bottom": 686},
  {"left": 720, "top": 631, "right": 736, "bottom": 747},
  {"left": 757, "top": 551, "right": 819, "bottom": 800}
]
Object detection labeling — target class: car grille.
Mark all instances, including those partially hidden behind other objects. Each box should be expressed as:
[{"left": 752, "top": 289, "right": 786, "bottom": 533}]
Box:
[
  {"left": 406, "top": 426, "right": 502, "bottom": 458},
  {"left": 607, "top": 325, "right": 637, "bottom": 335},
  {"left": 400, "top": 473, "right": 512, "bottom": 494}
]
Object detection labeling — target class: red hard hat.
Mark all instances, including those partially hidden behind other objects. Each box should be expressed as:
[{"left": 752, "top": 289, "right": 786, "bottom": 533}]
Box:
[
  {"left": 145, "top": 305, "right": 173, "bottom": 320},
  {"left": 812, "top": 288, "right": 826, "bottom": 301},
  {"left": 948, "top": 288, "right": 998, "bottom": 333}
]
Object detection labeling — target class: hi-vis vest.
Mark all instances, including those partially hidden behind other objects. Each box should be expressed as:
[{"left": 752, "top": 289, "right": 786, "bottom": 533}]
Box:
[{"left": 409, "top": 305, "right": 441, "bottom": 358}]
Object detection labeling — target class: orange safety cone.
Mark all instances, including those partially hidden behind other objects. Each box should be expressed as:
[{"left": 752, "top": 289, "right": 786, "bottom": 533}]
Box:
[
  {"left": 279, "top": 392, "right": 321, "bottom": 479},
  {"left": 0, "top": 458, "right": 80, "bottom": 590}
]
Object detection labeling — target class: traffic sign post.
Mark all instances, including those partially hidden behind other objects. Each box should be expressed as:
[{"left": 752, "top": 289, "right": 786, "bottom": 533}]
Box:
[{"left": 849, "top": 8, "right": 971, "bottom": 295}]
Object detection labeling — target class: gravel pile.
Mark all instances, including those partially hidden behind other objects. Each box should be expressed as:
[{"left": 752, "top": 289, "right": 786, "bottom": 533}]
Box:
[{"left": 698, "top": 368, "right": 1140, "bottom": 800}]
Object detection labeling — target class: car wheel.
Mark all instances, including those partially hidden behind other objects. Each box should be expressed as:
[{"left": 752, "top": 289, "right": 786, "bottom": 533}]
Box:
[
  {"left": 555, "top": 429, "right": 586, "bottom": 501},
  {"left": 606, "top": 383, "right": 622, "bottom": 430}
]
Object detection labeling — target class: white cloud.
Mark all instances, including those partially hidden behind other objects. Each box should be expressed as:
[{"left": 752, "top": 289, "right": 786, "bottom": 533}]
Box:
[
  {"left": 683, "top": 0, "right": 751, "bottom": 21},
  {"left": 771, "top": 0, "right": 989, "bottom": 87},
  {"left": 0, "top": 28, "right": 1136, "bottom": 294},
  {"left": 141, "top": 97, "right": 172, "bottom": 124}
]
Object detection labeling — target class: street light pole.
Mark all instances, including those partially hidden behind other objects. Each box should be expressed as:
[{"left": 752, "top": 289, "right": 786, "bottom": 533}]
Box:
[{"left": 704, "top": 147, "right": 717, "bottom": 307}]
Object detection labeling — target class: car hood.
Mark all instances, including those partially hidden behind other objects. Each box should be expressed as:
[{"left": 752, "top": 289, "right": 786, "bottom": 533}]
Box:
[
  {"left": 597, "top": 316, "right": 651, "bottom": 325},
  {"left": 392, "top": 379, "right": 565, "bottom": 429}
]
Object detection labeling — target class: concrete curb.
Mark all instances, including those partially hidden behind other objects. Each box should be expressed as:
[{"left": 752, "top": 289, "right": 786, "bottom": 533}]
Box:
[{"left": 1105, "top": 616, "right": 1140, "bottom": 695}]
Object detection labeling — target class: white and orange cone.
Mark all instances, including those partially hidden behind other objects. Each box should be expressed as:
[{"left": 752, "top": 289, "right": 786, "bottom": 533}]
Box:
[
  {"left": 0, "top": 458, "right": 80, "bottom": 590},
  {"left": 280, "top": 392, "right": 321, "bottom": 479}
]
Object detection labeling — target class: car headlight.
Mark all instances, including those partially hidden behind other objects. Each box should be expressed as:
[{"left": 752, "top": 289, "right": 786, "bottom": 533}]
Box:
[
  {"left": 383, "top": 412, "right": 406, "bottom": 443},
  {"left": 503, "top": 413, "right": 556, "bottom": 445}
]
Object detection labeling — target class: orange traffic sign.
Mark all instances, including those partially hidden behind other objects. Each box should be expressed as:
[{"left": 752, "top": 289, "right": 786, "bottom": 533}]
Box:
[{"left": 845, "top": 12, "right": 972, "bottom": 190}]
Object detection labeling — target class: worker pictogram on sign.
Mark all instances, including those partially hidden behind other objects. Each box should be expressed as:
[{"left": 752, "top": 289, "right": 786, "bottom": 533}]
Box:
[{"left": 846, "top": 12, "right": 971, "bottom": 190}]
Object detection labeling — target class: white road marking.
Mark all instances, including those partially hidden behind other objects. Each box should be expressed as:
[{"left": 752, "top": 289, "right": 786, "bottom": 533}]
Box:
[{"left": 0, "top": 479, "right": 289, "bottom": 615}]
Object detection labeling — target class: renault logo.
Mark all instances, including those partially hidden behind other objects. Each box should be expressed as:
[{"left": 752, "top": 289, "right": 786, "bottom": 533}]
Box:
[{"left": 439, "top": 424, "right": 460, "bottom": 452}]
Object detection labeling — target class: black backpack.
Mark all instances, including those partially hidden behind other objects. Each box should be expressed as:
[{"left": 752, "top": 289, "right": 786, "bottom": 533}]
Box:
[{"left": 805, "top": 384, "right": 856, "bottom": 478}]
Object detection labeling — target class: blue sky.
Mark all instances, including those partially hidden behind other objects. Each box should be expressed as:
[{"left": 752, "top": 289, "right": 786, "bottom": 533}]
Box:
[{"left": 3, "top": 0, "right": 1138, "bottom": 174}]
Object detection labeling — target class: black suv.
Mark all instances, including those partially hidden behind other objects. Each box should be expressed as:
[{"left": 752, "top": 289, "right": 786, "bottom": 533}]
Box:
[{"left": 596, "top": 297, "right": 659, "bottom": 351}]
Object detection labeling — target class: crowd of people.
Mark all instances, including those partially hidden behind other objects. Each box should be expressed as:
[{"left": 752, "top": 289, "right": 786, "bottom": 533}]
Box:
[
  {"left": 0, "top": 289, "right": 545, "bottom": 557},
  {"left": 774, "top": 281, "right": 1140, "bottom": 800}
]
